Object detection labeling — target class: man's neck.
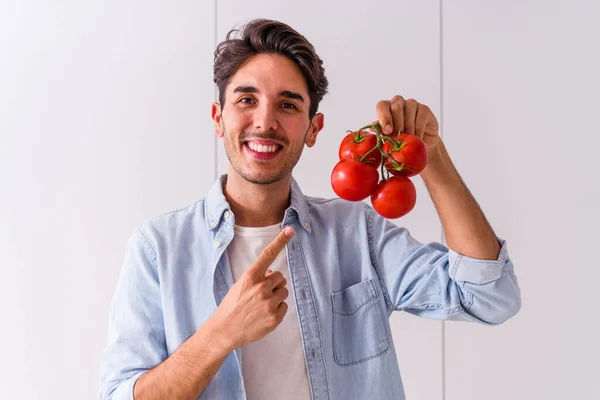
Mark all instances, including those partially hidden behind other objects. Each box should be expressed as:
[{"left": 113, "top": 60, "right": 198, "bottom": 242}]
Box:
[{"left": 223, "top": 168, "right": 292, "bottom": 228}]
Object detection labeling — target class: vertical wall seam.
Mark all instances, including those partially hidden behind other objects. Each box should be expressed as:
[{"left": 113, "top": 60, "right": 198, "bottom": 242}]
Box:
[
  {"left": 439, "top": 1, "right": 447, "bottom": 400},
  {"left": 213, "top": 0, "right": 219, "bottom": 181}
]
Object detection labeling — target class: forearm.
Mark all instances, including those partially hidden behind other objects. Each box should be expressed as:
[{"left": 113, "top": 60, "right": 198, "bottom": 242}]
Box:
[
  {"left": 134, "top": 317, "right": 234, "bottom": 400},
  {"left": 420, "top": 140, "right": 500, "bottom": 260}
]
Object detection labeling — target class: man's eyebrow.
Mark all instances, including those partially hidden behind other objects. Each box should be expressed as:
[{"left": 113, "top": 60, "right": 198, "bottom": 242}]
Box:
[
  {"left": 279, "top": 90, "right": 304, "bottom": 102},
  {"left": 233, "top": 85, "right": 259, "bottom": 94}
]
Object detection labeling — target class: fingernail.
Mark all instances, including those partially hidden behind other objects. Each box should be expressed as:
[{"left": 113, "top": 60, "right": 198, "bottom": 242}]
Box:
[
  {"left": 283, "top": 227, "right": 294, "bottom": 236},
  {"left": 384, "top": 124, "right": 393, "bottom": 134}
]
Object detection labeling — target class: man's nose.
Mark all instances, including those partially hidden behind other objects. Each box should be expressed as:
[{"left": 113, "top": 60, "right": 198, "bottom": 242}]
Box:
[{"left": 254, "top": 104, "right": 278, "bottom": 132}]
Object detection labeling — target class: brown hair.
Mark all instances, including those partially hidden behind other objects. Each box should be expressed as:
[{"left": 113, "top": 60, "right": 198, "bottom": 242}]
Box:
[{"left": 213, "top": 19, "right": 329, "bottom": 119}]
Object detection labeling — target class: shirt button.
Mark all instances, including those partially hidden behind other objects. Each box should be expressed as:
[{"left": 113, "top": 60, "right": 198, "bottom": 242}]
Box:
[
  {"left": 224, "top": 211, "right": 231, "bottom": 218},
  {"left": 303, "top": 221, "right": 309, "bottom": 228},
  {"left": 209, "top": 221, "right": 216, "bottom": 228},
  {"left": 214, "top": 241, "right": 221, "bottom": 248}
]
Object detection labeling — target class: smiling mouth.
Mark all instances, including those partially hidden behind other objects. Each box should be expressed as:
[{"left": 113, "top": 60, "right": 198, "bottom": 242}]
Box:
[
  {"left": 243, "top": 140, "right": 284, "bottom": 160},
  {"left": 245, "top": 141, "right": 283, "bottom": 153}
]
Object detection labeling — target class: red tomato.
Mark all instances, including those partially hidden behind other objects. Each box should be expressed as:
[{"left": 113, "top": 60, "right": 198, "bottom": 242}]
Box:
[
  {"left": 339, "top": 131, "right": 382, "bottom": 167},
  {"left": 382, "top": 133, "right": 428, "bottom": 177},
  {"left": 370, "top": 177, "right": 416, "bottom": 219},
  {"left": 331, "top": 160, "right": 379, "bottom": 201}
]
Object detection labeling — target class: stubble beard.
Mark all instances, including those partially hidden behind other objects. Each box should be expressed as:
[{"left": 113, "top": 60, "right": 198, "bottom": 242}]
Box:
[{"left": 221, "top": 121, "right": 309, "bottom": 185}]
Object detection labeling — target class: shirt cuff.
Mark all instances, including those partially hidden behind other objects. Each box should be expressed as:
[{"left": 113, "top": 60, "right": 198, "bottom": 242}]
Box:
[
  {"left": 448, "top": 238, "right": 510, "bottom": 285},
  {"left": 110, "top": 371, "right": 145, "bottom": 400}
]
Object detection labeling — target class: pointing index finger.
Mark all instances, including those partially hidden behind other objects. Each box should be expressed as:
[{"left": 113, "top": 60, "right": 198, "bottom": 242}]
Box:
[{"left": 249, "top": 226, "right": 295, "bottom": 280}]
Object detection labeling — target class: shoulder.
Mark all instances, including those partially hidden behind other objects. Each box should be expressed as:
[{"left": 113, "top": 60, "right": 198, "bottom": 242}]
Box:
[
  {"left": 305, "top": 194, "right": 369, "bottom": 212},
  {"left": 304, "top": 195, "right": 377, "bottom": 227},
  {"left": 303, "top": 194, "right": 406, "bottom": 239}
]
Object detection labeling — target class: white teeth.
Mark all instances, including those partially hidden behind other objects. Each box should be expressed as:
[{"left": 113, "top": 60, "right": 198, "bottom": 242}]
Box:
[{"left": 247, "top": 142, "right": 279, "bottom": 153}]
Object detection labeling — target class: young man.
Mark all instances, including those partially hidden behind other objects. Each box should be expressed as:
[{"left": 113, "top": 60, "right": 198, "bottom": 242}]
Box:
[{"left": 99, "top": 19, "right": 521, "bottom": 400}]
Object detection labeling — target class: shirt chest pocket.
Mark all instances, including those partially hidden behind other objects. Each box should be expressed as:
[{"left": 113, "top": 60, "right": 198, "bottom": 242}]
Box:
[{"left": 331, "top": 278, "right": 390, "bottom": 366}]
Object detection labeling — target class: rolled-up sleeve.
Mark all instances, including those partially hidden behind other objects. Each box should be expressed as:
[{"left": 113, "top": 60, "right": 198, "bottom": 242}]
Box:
[
  {"left": 99, "top": 228, "right": 167, "bottom": 400},
  {"left": 367, "top": 208, "right": 521, "bottom": 325}
]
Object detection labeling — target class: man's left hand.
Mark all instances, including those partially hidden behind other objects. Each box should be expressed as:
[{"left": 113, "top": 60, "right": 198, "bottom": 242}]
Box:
[{"left": 375, "top": 95, "right": 442, "bottom": 155}]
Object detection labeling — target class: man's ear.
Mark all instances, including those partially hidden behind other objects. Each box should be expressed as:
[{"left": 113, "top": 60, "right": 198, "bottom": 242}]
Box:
[
  {"left": 305, "top": 113, "right": 325, "bottom": 147},
  {"left": 211, "top": 102, "right": 224, "bottom": 138}
]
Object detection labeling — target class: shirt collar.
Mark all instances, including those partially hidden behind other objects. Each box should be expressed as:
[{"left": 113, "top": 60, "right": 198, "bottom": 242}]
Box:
[{"left": 204, "top": 174, "right": 311, "bottom": 233}]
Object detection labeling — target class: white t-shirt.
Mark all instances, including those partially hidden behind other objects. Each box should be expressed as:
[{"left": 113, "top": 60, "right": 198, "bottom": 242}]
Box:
[{"left": 227, "top": 223, "right": 312, "bottom": 400}]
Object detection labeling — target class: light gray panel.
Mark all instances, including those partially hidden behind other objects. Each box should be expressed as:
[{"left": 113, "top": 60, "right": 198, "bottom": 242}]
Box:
[
  {"left": 0, "top": 2, "right": 215, "bottom": 398},
  {"left": 217, "top": 2, "right": 443, "bottom": 399},
  {"left": 443, "top": 1, "right": 600, "bottom": 399}
]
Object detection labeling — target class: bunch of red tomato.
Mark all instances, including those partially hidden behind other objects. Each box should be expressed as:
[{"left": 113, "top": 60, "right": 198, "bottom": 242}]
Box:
[{"left": 331, "top": 123, "right": 428, "bottom": 219}]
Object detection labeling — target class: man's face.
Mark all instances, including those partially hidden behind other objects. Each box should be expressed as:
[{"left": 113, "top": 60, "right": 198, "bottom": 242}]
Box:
[{"left": 212, "top": 53, "right": 324, "bottom": 185}]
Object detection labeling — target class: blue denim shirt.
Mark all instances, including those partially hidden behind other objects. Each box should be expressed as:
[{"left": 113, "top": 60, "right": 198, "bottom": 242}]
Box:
[{"left": 99, "top": 175, "right": 521, "bottom": 400}]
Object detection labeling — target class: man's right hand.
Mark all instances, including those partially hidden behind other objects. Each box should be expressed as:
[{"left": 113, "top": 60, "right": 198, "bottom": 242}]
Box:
[{"left": 210, "top": 226, "right": 295, "bottom": 350}]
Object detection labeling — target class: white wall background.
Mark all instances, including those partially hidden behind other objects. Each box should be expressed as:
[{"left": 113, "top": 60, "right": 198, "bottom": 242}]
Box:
[{"left": 1, "top": 1, "right": 598, "bottom": 399}]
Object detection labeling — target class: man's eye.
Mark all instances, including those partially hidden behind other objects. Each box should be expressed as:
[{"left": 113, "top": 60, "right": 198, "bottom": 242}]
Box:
[
  {"left": 281, "top": 102, "right": 297, "bottom": 109},
  {"left": 240, "top": 97, "right": 255, "bottom": 104}
]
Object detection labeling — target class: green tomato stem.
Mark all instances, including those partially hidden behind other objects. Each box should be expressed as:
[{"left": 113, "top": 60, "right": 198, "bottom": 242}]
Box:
[
  {"left": 371, "top": 124, "right": 388, "bottom": 182},
  {"left": 358, "top": 140, "right": 379, "bottom": 163},
  {"left": 354, "top": 121, "right": 409, "bottom": 176}
]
